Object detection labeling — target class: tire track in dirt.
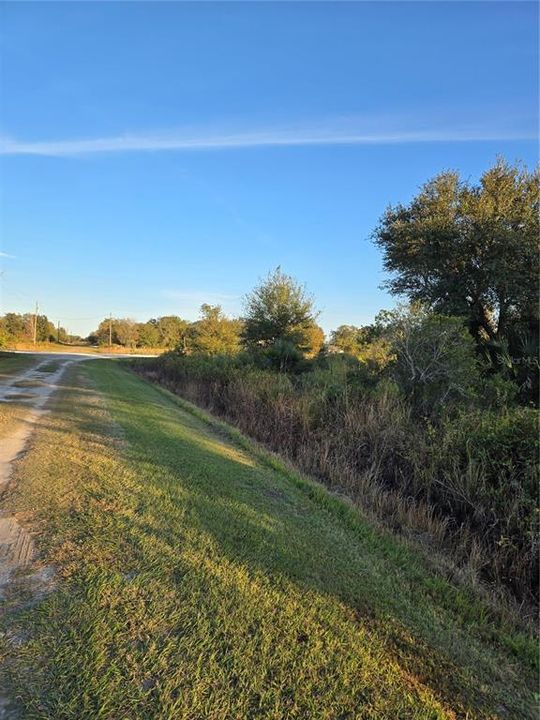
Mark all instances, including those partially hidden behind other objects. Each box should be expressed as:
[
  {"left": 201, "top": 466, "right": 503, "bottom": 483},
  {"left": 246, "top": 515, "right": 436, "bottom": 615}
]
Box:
[
  {"left": 0, "top": 357, "right": 88, "bottom": 718},
  {"left": 0, "top": 357, "right": 84, "bottom": 592}
]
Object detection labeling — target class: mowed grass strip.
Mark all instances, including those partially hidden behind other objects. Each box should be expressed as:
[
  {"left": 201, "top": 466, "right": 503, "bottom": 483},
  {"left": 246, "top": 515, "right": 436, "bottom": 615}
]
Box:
[
  {"left": 0, "top": 352, "right": 40, "bottom": 380},
  {"left": 1, "top": 360, "right": 536, "bottom": 719}
]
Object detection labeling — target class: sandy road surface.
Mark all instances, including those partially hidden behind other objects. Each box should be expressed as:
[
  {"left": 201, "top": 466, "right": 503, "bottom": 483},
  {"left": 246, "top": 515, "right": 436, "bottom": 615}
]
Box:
[{"left": 0, "top": 355, "right": 89, "bottom": 590}]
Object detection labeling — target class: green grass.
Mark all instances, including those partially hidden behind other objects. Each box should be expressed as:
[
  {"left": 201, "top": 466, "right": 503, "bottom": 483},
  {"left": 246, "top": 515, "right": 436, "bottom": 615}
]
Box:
[
  {"left": 0, "top": 351, "right": 39, "bottom": 379},
  {"left": 1, "top": 360, "right": 536, "bottom": 719}
]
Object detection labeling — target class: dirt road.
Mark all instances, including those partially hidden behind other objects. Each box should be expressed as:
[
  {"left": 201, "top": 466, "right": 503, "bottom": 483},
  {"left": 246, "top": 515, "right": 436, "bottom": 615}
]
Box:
[
  {"left": 0, "top": 356, "right": 86, "bottom": 591},
  {"left": 0, "top": 351, "right": 155, "bottom": 593}
]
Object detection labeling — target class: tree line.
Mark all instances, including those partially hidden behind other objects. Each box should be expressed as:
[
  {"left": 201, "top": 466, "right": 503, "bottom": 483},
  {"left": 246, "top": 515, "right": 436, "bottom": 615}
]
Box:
[
  {"left": 0, "top": 313, "right": 73, "bottom": 345},
  {"left": 2, "top": 159, "right": 538, "bottom": 385}
]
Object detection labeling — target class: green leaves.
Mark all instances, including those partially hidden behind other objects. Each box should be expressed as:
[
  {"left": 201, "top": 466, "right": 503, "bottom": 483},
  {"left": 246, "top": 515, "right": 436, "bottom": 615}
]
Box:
[
  {"left": 242, "top": 267, "right": 322, "bottom": 362},
  {"left": 374, "top": 160, "right": 539, "bottom": 345}
]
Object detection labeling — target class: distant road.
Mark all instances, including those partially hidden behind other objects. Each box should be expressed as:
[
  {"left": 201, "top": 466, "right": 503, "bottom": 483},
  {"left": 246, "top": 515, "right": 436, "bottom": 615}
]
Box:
[{"left": 6, "top": 349, "right": 158, "bottom": 360}]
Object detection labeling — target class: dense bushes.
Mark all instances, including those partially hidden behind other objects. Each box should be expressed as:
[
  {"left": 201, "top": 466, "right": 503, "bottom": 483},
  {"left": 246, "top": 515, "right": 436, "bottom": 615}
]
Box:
[{"left": 132, "top": 344, "right": 539, "bottom": 608}]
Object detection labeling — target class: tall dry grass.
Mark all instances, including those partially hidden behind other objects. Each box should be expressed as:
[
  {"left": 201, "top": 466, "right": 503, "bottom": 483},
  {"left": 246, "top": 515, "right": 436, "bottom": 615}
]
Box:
[{"left": 132, "top": 354, "right": 538, "bottom": 613}]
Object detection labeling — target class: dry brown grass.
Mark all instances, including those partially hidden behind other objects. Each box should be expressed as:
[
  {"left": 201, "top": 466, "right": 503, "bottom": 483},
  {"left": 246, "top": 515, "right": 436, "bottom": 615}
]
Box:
[{"left": 133, "top": 358, "right": 538, "bottom": 621}]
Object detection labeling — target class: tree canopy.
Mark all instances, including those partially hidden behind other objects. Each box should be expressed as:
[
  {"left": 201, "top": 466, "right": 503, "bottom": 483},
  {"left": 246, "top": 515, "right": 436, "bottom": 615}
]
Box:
[
  {"left": 242, "top": 267, "right": 321, "bottom": 355},
  {"left": 374, "top": 160, "right": 539, "bottom": 346},
  {"left": 0, "top": 312, "right": 63, "bottom": 345},
  {"left": 182, "top": 304, "right": 242, "bottom": 355}
]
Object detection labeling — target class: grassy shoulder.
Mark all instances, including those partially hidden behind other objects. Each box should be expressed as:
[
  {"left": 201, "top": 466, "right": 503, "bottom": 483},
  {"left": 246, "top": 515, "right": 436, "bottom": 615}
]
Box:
[
  {"left": 1, "top": 360, "right": 536, "bottom": 719},
  {"left": 0, "top": 351, "right": 40, "bottom": 379}
]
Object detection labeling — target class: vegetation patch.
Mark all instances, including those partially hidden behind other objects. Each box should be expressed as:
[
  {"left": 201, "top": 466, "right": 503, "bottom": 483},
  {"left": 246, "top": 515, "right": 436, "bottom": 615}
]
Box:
[
  {"left": 36, "top": 361, "right": 63, "bottom": 374},
  {"left": 0, "top": 353, "right": 39, "bottom": 379},
  {"left": 0, "top": 361, "right": 536, "bottom": 719}
]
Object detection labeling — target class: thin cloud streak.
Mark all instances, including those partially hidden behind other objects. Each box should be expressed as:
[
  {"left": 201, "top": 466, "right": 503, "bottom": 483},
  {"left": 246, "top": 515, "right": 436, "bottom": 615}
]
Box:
[{"left": 1, "top": 125, "right": 536, "bottom": 157}]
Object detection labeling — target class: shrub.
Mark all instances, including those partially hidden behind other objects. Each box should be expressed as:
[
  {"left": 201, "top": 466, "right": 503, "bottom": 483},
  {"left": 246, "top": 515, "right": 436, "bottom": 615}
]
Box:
[{"left": 387, "top": 307, "right": 481, "bottom": 418}]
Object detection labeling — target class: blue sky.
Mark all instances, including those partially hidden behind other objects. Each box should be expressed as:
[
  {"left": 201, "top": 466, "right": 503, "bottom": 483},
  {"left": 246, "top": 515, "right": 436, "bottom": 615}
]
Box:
[{"left": 1, "top": 1, "right": 538, "bottom": 337}]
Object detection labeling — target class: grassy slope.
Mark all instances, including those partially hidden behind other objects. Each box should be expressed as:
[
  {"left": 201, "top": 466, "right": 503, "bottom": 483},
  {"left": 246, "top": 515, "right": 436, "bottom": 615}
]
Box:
[{"left": 0, "top": 360, "right": 536, "bottom": 719}]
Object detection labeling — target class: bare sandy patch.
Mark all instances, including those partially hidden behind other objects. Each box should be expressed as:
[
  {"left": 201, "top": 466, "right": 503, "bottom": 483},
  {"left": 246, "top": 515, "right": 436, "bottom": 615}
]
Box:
[{"left": 0, "top": 357, "right": 87, "bottom": 590}]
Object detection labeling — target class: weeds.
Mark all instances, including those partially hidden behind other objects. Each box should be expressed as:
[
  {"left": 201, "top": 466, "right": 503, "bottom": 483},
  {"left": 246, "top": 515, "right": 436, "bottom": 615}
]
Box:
[{"left": 132, "top": 353, "right": 539, "bottom": 611}]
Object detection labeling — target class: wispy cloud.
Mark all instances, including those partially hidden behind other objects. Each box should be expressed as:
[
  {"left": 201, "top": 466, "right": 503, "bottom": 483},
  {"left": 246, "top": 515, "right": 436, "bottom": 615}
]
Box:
[
  {"left": 0, "top": 252, "right": 15, "bottom": 259},
  {"left": 1, "top": 122, "right": 536, "bottom": 157}
]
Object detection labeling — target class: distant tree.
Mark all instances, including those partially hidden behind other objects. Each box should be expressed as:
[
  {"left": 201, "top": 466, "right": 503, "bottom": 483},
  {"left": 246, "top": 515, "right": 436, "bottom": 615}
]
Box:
[
  {"left": 302, "top": 323, "right": 325, "bottom": 357},
  {"left": 374, "top": 160, "right": 539, "bottom": 347},
  {"left": 330, "top": 325, "right": 363, "bottom": 355},
  {"left": 35, "top": 315, "right": 56, "bottom": 342},
  {"left": 0, "top": 318, "right": 9, "bottom": 347},
  {"left": 242, "top": 267, "right": 319, "bottom": 355},
  {"left": 0, "top": 312, "right": 57, "bottom": 343},
  {"left": 328, "top": 323, "right": 391, "bottom": 373},
  {"left": 56, "top": 325, "right": 68, "bottom": 343},
  {"left": 155, "top": 316, "right": 189, "bottom": 349},
  {"left": 93, "top": 317, "right": 137, "bottom": 346},
  {"left": 3, "top": 313, "right": 27, "bottom": 341},
  {"left": 93, "top": 319, "right": 116, "bottom": 346},
  {"left": 23, "top": 314, "right": 35, "bottom": 340},
  {"left": 183, "top": 305, "right": 242, "bottom": 355},
  {"left": 115, "top": 319, "right": 139, "bottom": 348},
  {"left": 137, "top": 322, "right": 160, "bottom": 348},
  {"left": 91, "top": 315, "right": 187, "bottom": 349}
]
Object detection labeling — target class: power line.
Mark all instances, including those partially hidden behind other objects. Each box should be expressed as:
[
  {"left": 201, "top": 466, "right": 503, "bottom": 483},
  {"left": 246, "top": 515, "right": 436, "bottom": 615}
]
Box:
[{"left": 33, "top": 300, "right": 39, "bottom": 345}]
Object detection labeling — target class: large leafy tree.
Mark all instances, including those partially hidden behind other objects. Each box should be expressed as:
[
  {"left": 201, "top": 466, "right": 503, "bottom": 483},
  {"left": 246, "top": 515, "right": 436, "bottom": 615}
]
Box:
[
  {"left": 242, "top": 267, "right": 320, "bottom": 354},
  {"left": 374, "top": 160, "right": 539, "bottom": 346}
]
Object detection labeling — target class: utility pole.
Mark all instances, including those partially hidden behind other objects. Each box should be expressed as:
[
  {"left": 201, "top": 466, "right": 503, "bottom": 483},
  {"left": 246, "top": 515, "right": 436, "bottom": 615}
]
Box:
[
  {"left": 57, "top": 321, "right": 61, "bottom": 344},
  {"left": 109, "top": 314, "right": 113, "bottom": 347},
  {"left": 33, "top": 301, "right": 39, "bottom": 345}
]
